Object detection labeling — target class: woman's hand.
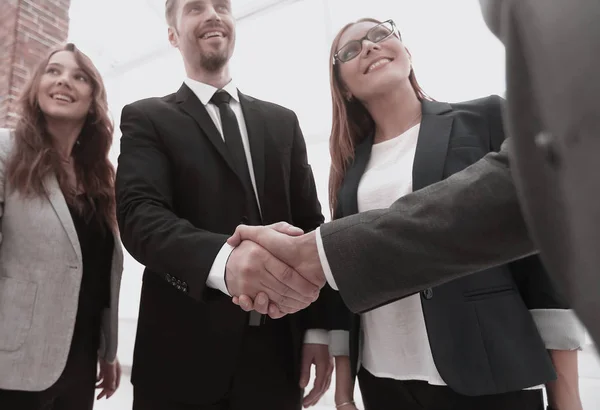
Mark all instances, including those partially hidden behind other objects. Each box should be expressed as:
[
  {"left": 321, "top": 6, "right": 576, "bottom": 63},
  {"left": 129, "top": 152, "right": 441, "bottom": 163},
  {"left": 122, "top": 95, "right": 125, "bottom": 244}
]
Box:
[
  {"left": 334, "top": 356, "right": 358, "bottom": 409},
  {"left": 546, "top": 350, "right": 583, "bottom": 410},
  {"left": 335, "top": 402, "right": 358, "bottom": 410},
  {"left": 96, "top": 357, "right": 122, "bottom": 400},
  {"left": 335, "top": 401, "right": 359, "bottom": 410}
]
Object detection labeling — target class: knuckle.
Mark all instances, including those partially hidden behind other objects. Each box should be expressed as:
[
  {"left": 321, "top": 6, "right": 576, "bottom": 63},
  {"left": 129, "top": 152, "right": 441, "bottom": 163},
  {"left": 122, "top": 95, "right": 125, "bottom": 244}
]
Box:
[
  {"left": 240, "top": 261, "right": 255, "bottom": 277},
  {"left": 247, "top": 245, "right": 259, "bottom": 259}
]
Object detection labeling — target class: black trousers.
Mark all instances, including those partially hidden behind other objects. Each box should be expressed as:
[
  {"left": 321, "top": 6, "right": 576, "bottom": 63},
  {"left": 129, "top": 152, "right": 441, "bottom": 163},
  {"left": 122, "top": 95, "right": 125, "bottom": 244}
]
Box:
[
  {"left": 358, "top": 367, "right": 545, "bottom": 410},
  {"left": 133, "top": 318, "right": 303, "bottom": 410},
  {"left": 0, "top": 323, "right": 98, "bottom": 410}
]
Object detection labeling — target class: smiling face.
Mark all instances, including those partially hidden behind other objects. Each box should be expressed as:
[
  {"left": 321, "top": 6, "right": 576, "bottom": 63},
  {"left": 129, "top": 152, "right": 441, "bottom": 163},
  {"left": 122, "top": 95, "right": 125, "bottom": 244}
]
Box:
[
  {"left": 336, "top": 21, "right": 412, "bottom": 103},
  {"left": 168, "top": 0, "right": 235, "bottom": 74},
  {"left": 36, "top": 50, "right": 93, "bottom": 123}
]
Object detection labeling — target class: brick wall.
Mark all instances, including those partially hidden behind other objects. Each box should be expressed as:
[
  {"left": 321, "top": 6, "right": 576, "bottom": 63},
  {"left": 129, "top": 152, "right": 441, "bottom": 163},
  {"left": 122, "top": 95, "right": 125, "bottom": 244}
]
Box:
[{"left": 0, "top": 0, "right": 71, "bottom": 128}]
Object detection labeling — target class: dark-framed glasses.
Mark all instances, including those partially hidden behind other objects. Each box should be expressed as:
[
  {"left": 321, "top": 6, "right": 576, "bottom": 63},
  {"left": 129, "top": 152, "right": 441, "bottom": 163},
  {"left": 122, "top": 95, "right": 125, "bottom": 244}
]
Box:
[{"left": 334, "top": 20, "right": 400, "bottom": 64}]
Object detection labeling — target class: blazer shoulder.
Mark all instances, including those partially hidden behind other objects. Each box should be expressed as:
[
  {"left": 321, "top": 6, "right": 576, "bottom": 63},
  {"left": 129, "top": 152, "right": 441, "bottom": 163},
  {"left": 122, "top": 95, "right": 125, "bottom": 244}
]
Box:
[
  {"left": 124, "top": 92, "right": 178, "bottom": 115},
  {"left": 245, "top": 94, "right": 297, "bottom": 120},
  {"left": 450, "top": 94, "right": 504, "bottom": 113}
]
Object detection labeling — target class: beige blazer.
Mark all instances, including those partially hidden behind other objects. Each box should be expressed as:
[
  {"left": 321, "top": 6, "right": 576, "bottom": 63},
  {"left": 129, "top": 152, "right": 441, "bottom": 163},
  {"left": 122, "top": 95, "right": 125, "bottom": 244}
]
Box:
[{"left": 0, "top": 128, "right": 123, "bottom": 391}]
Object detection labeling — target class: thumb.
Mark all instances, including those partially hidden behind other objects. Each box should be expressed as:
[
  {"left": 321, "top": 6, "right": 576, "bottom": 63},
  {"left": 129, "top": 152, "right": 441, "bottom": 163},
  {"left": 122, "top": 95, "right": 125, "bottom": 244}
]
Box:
[
  {"left": 226, "top": 224, "right": 250, "bottom": 246},
  {"left": 268, "top": 221, "right": 304, "bottom": 237},
  {"left": 227, "top": 223, "right": 302, "bottom": 247},
  {"left": 299, "top": 352, "right": 312, "bottom": 389}
]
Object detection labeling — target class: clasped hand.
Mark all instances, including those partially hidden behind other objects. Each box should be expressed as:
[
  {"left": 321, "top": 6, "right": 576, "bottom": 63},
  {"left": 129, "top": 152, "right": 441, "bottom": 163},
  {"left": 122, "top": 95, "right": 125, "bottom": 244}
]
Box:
[{"left": 224, "top": 222, "right": 326, "bottom": 318}]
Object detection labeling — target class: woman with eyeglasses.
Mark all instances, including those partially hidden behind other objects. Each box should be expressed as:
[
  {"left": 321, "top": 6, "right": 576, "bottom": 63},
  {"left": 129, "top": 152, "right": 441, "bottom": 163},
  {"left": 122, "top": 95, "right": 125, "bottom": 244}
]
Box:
[
  {"left": 326, "top": 18, "right": 584, "bottom": 410},
  {"left": 0, "top": 43, "right": 123, "bottom": 410}
]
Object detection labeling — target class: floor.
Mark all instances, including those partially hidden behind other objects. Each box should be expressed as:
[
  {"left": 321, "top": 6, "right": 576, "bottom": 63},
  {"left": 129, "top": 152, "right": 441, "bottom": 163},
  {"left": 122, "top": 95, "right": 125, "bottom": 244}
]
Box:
[{"left": 95, "top": 343, "right": 600, "bottom": 409}]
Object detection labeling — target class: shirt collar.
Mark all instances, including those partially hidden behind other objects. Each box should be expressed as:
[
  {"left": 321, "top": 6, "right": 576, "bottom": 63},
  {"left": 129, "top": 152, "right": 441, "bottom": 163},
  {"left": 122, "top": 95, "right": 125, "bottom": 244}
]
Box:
[{"left": 183, "top": 77, "right": 239, "bottom": 106}]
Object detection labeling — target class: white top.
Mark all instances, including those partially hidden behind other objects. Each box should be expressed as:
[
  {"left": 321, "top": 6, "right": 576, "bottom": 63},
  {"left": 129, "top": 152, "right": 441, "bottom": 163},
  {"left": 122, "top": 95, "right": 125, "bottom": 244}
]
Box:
[
  {"left": 349, "top": 123, "right": 446, "bottom": 384},
  {"left": 184, "top": 78, "right": 328, "bottom": 345}
]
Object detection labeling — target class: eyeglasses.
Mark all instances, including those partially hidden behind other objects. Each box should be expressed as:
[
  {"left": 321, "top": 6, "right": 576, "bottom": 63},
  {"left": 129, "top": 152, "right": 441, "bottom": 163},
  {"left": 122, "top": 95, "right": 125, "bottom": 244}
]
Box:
[{"left": 334, "top": 20, "right": 400, "bottom": 64}]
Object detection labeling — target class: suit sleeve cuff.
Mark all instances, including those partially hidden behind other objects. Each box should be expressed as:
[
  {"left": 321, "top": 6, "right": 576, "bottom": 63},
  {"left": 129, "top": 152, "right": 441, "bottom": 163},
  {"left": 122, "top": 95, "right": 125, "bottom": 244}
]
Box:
[
  {"left": 304, "top": 329, "right": 329, "bottom": 345},
  {"left": 315, "top": 226, "right": 338, "bottom": 290},
  {"left": 206, "top": 242, "right": 234, "bottom": 296},
  {"left": 530, "top": 309, "right": 586, "bottom": 350},
  {"left": 329, "top": 330, "right": 350, "bottom": 356}
]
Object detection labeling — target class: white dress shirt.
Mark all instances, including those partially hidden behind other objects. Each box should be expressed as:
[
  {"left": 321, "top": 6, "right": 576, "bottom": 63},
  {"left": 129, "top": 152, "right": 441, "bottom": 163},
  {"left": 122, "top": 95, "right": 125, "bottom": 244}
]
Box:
[{"left": 184, "top": 77, "right": 327, "bottom": 345}]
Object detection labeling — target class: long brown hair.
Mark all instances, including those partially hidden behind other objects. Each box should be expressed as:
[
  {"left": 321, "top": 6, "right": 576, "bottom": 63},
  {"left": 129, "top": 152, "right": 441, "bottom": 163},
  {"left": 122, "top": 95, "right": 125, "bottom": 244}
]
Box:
[
  {"left": 328, "top": 18, "right": 430, "bottom": 216},
  {"left": 7, "top": 43, "right": 117, "bottom": 230}
]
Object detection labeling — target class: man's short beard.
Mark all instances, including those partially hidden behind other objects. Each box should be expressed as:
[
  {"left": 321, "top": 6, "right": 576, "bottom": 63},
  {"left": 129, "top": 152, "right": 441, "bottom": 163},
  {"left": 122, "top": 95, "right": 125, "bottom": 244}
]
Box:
[{"left": 200, "top": 52, "right": 228, "bottom": 72}]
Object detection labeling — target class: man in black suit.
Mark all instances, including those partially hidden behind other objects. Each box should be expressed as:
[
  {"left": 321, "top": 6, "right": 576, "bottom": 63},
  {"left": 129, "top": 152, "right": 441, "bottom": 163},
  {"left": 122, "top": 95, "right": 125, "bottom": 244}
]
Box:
[{"left": 115, "top": 1, "right": 333, "bottom": 408}]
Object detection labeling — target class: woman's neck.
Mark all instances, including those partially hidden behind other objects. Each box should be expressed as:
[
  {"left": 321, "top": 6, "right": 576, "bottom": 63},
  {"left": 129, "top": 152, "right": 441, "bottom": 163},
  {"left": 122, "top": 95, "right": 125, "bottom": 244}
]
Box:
[
  {"left": 364, "top": 80, "right": 422, "bottom": 144},
  {"left": 46, "top": 118, "right": 84, "bottom": 160}
]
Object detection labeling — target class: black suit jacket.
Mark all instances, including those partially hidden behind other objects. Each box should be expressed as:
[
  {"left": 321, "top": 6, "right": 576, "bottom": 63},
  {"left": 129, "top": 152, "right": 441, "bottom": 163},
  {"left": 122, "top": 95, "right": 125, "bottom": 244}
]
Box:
[
  {"left": 115, "top": 83, "right": 329, "bottom": 403},
  {"left": 329, "top": 96, "right": 565, "bottom": 396}
]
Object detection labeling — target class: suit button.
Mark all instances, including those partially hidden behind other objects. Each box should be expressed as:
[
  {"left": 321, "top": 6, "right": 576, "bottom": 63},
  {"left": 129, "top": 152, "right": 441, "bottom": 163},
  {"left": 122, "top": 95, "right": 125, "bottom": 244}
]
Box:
[
  {"left": 240, "top": 216, "right": 249, "bottom": 224},
  {"left": 422, "top": 288, "right": 433, "bottom": 300},
  {"left": 535, "top": 132, "right": 561, "bottom": 168}
]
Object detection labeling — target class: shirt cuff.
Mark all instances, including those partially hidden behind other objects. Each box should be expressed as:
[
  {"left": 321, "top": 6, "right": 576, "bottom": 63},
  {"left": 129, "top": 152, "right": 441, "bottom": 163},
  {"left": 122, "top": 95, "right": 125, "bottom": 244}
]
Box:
[
  {"left": 206, "top": 242, "right": 234, "bottom": 296},
  {"left": 304, "top": 329, "right": 329, "bottom": 345},
  {"left": 329, "top": 330, "right": 350, "bottom": 356},
  {"left": 530, "top": 309, "right": 587, "bottom": 350},
  {"left": 315, "top": 226, "right": 338, "bottom": 290}
]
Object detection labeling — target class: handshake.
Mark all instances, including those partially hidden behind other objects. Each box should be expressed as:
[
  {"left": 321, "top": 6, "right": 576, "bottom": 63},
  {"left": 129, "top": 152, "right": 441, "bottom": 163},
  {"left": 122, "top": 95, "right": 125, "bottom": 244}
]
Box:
[{"left": 224, "top": 222, "right": 327, "bottom": 318}]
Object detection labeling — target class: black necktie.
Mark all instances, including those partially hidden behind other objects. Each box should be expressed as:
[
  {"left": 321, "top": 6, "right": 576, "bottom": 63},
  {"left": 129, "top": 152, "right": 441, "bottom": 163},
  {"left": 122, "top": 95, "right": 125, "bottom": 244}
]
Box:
[
  {"left": 211, "top": 91, "right": 261, "bottom": 223},
  {"left": 211, "top": 90, "right": 264, "bottom": 326}
]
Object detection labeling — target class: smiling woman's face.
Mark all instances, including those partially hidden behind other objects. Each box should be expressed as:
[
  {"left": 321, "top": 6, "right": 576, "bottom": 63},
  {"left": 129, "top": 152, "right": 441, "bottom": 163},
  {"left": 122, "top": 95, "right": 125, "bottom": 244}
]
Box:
[
  {"left": 36, "top": 50, "right": 93, "bottom": 123},
  {"left": 336, "top": 21, "right": 411, "bottom": 102}
]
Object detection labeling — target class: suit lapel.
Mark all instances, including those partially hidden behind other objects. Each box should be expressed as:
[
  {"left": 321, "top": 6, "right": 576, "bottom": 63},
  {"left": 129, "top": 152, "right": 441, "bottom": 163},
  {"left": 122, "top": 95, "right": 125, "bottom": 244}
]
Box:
[
  {"left": 42, "top": 175, "right": 82, "bottom": 262},
  {"left": 412, "top": 100, "right": 454, "bottom": 190},
  {"left": 238, "top": 92, "right": 265, "bottom": 209},
  {"left": 176, "top": 83, "right": 239, "bottom": 177},
  {"left": 339, "top": 100, "right": 454, "bottom": 216},
  {"left": 339, "top": 134, "right": 374, "bottom": 217}
]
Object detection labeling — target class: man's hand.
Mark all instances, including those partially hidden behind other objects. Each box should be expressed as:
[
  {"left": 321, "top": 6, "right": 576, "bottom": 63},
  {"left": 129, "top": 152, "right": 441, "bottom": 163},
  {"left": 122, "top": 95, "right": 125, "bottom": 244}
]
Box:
[
  {"left": 225, "top": 238, "right": 320, "bottom": 314},
  {"left": 300, "top": 343, "right": 333, "bottom": 408},
  {"left": 227, "top": 224, "right": 325, "bottom": 287},
  {"left": 228, "top": 223, "right": 326, "bottom": 318},
  {"left": 96, "top": 357, "right": 122, "bottom": 400}
]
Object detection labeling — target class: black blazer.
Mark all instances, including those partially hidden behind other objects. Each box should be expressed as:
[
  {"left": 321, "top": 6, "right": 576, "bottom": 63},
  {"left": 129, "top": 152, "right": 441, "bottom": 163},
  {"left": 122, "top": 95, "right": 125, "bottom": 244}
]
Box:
[
  {"left": 115, "top": 83, "right": 331, "bottom": 403},
  {"left": 330, "top": 96, "right": 567, "bottom": 396}
]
